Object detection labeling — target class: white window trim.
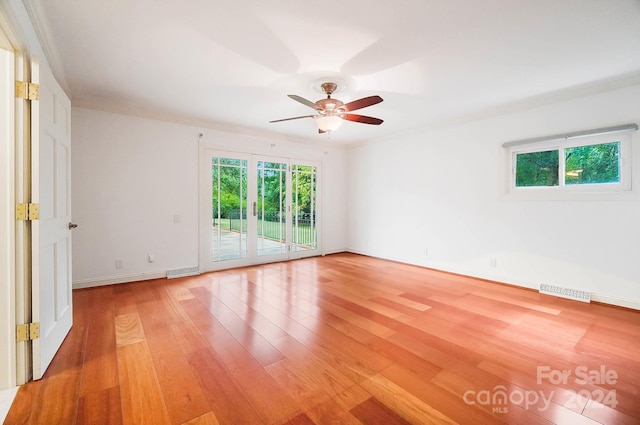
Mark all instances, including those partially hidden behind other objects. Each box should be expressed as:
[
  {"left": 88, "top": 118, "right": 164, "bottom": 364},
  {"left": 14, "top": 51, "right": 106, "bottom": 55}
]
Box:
[{"left": 501, "top": 127, "right": 638, "bottom": 201}]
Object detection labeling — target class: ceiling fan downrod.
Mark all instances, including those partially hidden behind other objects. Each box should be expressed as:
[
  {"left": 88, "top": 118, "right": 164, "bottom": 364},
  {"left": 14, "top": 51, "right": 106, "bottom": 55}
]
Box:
[{"left": 320, "top": 82, "right": 338, "bottom": 97}]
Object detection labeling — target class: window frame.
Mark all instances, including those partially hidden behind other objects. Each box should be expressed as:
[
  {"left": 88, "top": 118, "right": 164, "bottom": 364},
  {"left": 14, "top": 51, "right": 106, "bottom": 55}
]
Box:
[{"left": 508, "top": 132, "right": 632, "bottom": 194}]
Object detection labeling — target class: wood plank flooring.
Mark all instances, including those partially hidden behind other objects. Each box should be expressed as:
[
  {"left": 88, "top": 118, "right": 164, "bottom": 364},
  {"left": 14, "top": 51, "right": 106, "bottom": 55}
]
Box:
[{"left": 5, "top": 253, "right": 640, "bottom": 424}]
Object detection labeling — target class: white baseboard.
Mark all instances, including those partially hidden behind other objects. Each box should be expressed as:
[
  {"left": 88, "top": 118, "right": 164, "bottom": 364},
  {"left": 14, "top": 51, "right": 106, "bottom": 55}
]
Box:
[
  {"left": 71, "top": 253, "right": 640, "bottom": 311},
  {"left": 73, "top": 271, "right": 167, "bottom": 289},
  {"left": 322, "top": 248, "right": 348, "bottom": 256},
  {"left": 345, "top": 249, "right": 640, "bottom": 311},
  {"left": 591, "top": 294, "right": 640, "bottom": 311}
]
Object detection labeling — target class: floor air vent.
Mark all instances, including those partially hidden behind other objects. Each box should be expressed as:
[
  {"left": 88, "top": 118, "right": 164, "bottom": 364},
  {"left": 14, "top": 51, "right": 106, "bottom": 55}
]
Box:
[
  {"left": 166, "top": 266, "right": 200, "bottom": 279},
  {"left": 539, "top": 284, "right": 591, "bottom": 303}
]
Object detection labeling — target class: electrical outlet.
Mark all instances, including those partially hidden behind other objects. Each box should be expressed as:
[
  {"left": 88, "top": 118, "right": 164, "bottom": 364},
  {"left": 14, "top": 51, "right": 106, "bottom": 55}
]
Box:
[
  {"left": 490, "top": 257, "right": 497, "bottom": 268},
  {"left": 424, "top": 248, "right": 429, "bottom": 256},
  {"left": 148, "top": 253, "right": 155, "bottom": 263},
  {"left": 116, "top": 259, "right": 123, "bottom": 269}
]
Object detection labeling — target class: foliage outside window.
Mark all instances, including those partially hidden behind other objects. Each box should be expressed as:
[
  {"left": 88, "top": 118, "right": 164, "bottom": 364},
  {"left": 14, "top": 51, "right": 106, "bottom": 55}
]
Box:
[
  {"left": 511, "top": 134, "right": 630, "bottom": 192},
  {"left": 212, "top": 157, "right": 247, "bottom": 220},
  {"left": 564, "top": 142, "right": 619, "bottom": 185},
  {"left": 515, "top": 150, "right": 559, "bottom": 187}
]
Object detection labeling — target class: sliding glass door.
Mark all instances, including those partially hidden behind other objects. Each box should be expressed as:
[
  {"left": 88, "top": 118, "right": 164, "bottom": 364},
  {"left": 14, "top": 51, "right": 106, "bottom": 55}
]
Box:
[
  {"left": 255, "top": 158, "right": 289, "bottom": 262},
  {"left": 290, "top": 164, "right": 318, "bottom": 257},
  {"left": 208, "top": 154, "right": 250, "bottom": 269},
  {"left": 201, "top": 150, "right": 320, "bottom": 271}
]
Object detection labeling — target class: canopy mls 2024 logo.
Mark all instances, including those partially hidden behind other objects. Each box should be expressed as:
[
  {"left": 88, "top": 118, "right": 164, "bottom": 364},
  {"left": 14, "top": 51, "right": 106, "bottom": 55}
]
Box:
[{"left": 463, "top": 365, "right": 618, "bottom": 414}]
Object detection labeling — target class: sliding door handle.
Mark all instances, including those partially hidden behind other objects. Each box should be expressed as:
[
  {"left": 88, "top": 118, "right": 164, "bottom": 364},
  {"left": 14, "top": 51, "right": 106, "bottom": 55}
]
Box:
[{"left": 252, "top": 202, "right": 257, "bottom": 217}]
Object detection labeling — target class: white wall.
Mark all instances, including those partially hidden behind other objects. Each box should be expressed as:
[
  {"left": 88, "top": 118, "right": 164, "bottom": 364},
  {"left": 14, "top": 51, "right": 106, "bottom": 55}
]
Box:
[
  {"left": 347, "top": 84, "right": 640, "bottom": 309},
  {"left": 69, "top": 79, "right": 640, "bottom": 308},
  {"left": 71, "top": 107, "right": 348, "bottom": 287}
]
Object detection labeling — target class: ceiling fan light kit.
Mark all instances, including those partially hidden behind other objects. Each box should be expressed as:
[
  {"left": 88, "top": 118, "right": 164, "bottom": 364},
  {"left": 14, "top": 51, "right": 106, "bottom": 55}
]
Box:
[
  {"left": 315, "top": 115, "right": 343, "bottom": 132},
  {"left": 270, "top": 81, "right": 384, "bottom": 135}
]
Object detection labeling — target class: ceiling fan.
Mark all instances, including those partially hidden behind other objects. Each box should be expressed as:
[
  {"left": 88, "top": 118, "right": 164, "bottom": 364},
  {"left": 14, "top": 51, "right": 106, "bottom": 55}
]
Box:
[{"left": 270, "top": 82, "right": 383, "bottom": 133}]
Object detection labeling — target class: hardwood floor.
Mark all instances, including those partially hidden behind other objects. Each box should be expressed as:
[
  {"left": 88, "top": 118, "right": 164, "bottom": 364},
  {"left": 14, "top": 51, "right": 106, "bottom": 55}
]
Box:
[{"left": 5, "top": 253, "right": 640, "bottom": 424}]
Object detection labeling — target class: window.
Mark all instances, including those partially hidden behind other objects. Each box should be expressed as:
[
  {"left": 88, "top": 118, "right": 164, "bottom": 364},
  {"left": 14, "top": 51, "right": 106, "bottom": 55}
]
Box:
[
  {"left": 514, "top": 140, "right": 622, "bottom": 188},
  {"left": 504, "top": 125, "right": 635, "bottom": 196},
  {"left": 564, "top": 141, "right": 620, "bottom": 185},
  {"left": 515, "top": 150, "right": 559, "bottom": 187}
]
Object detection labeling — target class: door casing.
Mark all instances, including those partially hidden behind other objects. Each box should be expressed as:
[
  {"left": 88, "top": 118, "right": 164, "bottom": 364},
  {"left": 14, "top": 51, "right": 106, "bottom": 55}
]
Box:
[
  {"left": 0, "top": 5, "right": 30, "bottom": 387},
  {"left": 0, "top": 18, "right": 17, "bottom": 391}
]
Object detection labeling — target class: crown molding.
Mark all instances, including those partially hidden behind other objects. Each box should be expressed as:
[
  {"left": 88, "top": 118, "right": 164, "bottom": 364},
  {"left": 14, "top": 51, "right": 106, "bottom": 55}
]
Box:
[
  {"left": 348, "top": 71, "right": 640, "bottom": 150},
  {"left": 21, "top": 0, "right": 69, "bottom": 92},
  {"left": 72, "top": 100, "right": 348, "bottom": 150},
  {"left": 434, "top": 71, "right": 640, "bottom": 129}
]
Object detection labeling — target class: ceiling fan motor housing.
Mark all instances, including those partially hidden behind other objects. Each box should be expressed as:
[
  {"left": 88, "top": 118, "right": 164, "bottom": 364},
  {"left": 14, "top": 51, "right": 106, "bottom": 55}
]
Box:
[
  {"left": 316, "top": 98, "right": 344, "bottom": 112},
  {"left": 316, "top": 82, "right": 343, "bottom": 112}
]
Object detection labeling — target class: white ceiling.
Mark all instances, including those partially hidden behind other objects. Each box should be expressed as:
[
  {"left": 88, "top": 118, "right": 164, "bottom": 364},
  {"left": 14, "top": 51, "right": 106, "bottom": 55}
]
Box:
[{"left": 32, "top": 0, "right": 640, "bottom": 144}]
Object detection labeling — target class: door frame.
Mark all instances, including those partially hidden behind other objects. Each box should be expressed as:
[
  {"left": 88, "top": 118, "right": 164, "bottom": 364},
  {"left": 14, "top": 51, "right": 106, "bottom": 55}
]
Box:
[
  {"left": 199, "top": 146, "right": 322, "bottom": 272},
  {"left": 0, "top": 17, "right": 17, "bottom": 392},
  {"left": 0, "top": 6, "right": 30, "bottom": 389}
]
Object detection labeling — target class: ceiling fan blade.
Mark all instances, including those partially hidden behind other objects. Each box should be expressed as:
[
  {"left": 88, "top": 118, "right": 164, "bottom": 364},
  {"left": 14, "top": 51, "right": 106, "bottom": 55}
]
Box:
[
  {"left": 342, "top": 114, "right": 384, "bottom": 125},
  {"left": 341, "top": 95, "right": 383, "bottom": 112},
  {"left": 288, "top": 94, "right": 319, "bottom": 110},
  {"left": 269, "top": 114, "right": 316, "bottom": 123}
]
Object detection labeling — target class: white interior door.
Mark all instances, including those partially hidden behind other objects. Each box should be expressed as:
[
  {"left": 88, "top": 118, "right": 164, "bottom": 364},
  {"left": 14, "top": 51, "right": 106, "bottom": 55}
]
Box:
[{"left": 31, "top": 58, "right": 72, "bottom": 380}]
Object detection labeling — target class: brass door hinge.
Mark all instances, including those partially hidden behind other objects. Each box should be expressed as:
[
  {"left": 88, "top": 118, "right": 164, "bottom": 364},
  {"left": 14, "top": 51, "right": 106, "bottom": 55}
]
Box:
[
  {"left": 29, "top": 203, "right": 39, "bottom": 220},
  {"left": 15, "top": 81, "right": 39, "bottom": 101},
  {"left": 16, "top": 322, "right": 40, "bottom": 342},
  {"left": 16, "top": 203, "right": 39, "bottom": 221}
]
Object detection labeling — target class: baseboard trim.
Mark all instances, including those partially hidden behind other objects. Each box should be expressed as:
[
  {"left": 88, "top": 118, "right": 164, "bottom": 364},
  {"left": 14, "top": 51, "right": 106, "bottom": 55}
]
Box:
[
  {"left": 322, "top": 248, "right": 348, "bottom": 256},
  {"left": 73, "top": 271, "right": 167, "bottom": 289},
  {"left": 591, "top": 294, "right": 640, "bottom": 311},
  {"left": 71, "top": 253, "right": 640, "bottom": 311},
  {"left": 345, "top": 249, "right": 640, "bottom": 311}
]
